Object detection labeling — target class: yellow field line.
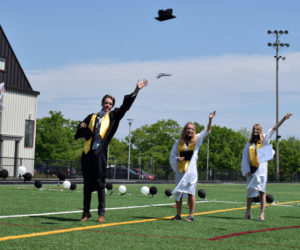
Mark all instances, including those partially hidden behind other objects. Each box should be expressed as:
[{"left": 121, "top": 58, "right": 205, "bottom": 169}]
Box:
[{"left": 0, "top": 200, "right": 299, "bottom": 242}]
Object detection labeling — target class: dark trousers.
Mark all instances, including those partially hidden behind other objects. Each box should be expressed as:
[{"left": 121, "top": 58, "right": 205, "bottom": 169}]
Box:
[
  {"left": 82, "top": 150, "right": 106, "bottom": 216},
  {"left": 83, "top": 185, "right": 106, "bottom": 215}
]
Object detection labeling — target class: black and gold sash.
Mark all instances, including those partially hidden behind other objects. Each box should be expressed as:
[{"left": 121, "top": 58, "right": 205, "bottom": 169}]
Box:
[
  {"left": 249, "top": 142, "right": 263, "bottom": 173},
  {"left": 84, "top": 113, "right": 110, "bottom": 154},
  {"left": 177, "top": 142, "right": 195, "bottom": 174}
]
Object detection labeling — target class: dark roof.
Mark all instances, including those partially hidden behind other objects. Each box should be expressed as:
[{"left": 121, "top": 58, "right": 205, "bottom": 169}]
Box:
[{"left": 0, "top": 25, "right": 39, "bottom": 96}]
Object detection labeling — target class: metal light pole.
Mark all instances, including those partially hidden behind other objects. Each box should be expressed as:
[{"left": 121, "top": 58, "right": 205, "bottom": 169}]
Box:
[
  {"left": 267, "top": 30, "right": 289, "bottom": 182},
  {"left": 127, "top": 118, "right": 134, "bottom": 180}
]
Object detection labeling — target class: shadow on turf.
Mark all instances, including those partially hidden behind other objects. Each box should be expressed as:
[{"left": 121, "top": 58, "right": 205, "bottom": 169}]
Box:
[
  {"left": 133, "top": 216, "right": 170, "bottom": 220},
  {"left": 281, "top": 216, "right": 300, "bottom": 219},
  {"left": 202, "top": 215, "right": 240, "bottom": 220},
  {"left": 32, "top": 216, "right": 79, "bottom": 222}
]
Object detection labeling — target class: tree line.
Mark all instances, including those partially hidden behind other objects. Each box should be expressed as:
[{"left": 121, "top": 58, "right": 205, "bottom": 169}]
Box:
[{"left": 35, "top": 111, "right": 300, "bottom": 180}]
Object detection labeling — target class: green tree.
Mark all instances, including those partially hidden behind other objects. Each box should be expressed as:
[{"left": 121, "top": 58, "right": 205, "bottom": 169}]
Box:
[
  {"left": 129, "top": 119, "right": 182, "bottom": 178},
  {"left": 198, "top": 125, "right": 248, "bottom": 171},
  {"left": 269, "top": 137, "right": 300, "bottom": 181},
  {"left": 108, "top": 138, "right": 129, "bottom": 164},
  {"left": 35, "top": 111, "right": 83, "bottom": 160}
]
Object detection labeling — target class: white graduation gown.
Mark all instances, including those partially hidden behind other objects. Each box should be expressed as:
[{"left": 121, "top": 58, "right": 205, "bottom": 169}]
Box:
[
  {"left": 241, "top": 128, "right": 274, "bottom": 197},
  {"left": 169, "top": 129, "right": 209, "bottom": 201}
]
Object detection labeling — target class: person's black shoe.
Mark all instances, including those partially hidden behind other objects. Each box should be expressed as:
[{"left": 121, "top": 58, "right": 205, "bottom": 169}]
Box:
[{"left": 171, "top": 215, "right": 182, "bottom": 221}]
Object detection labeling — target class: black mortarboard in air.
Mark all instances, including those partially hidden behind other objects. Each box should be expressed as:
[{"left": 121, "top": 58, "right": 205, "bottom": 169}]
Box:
[{"left": 155, "top": 8, "right": 176, "bottom": 21}]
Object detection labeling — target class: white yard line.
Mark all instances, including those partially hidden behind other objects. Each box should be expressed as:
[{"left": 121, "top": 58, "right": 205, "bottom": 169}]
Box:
[
  {"left": 2, "top": 200, "right": 296, "bottom": 219},
  {"left": 0, "top": 200, "right": 209, "bottom": 219}
]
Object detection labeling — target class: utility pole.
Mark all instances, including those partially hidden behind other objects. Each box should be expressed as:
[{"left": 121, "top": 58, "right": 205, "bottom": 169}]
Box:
[{"left": 267, "top": 30, "right": 289, "bottom": 181}]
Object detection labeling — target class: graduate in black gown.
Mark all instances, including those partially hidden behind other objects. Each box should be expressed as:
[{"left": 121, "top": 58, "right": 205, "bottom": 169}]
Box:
[{"left": 75, "top": 79, "right": 148, "bottom": 222}]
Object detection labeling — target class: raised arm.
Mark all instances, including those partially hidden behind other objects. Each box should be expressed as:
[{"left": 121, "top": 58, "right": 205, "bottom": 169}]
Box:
[
  {"left": 272, "top": 113, "right": 292, "bottom": 132},
  {"left": 112, "top": 79, "right": 149, "bottom": 120},
  {"left": 206, "top": 110, "right": 216, "bottom": 131},
  {"left": 132, "top": 79, "right": 148, "bottom": 97}
]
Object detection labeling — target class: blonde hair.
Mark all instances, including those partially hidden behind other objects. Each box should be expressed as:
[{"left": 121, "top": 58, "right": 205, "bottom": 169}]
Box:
[
  {"left": 179, "top": 122, "right": 197, "bottom": 145},
  {"left": 249, "top": 123, "right": 264, "bottom": 143}
]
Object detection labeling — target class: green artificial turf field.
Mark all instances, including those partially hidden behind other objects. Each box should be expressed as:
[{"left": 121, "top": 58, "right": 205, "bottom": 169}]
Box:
[{"left": 0, "top": 183, "right": 299, "bottom": 249}]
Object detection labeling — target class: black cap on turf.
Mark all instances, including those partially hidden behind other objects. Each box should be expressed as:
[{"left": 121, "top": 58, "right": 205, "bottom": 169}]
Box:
[
  {"left": 266, "top": 194, "right": 274, "bottom": 203},
  {"left": 155, "top": 8, "right": 176, "bottom": 21},
  {"left": 0, "top": 169, "right": 8, "bottom": 179},
  {"left": 198, "top": 189, "right": 206, "bottom": 199},
  {"left": 106, "top": 183, "right": 113, "bottom": 191},
  {"left": 70, "top": 182, "right": 77, "bottom": 190},
  {"left": 165, "top": 189, "right": 172, "bottom": 197},
  {"left": 150, "top": 186, "right": 158, "bottom": 196},
  {"left": 34, "top": 180, "right": 42, "bottom": 189},
  {"left": 57, "top": 172, "right": 66, "bottom": 181},
  {"left": 23, "top": 172, "right": 32, "bottom": 181}
]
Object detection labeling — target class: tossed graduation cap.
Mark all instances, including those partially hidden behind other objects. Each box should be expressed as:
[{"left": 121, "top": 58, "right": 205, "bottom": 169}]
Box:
[
  {"left": 156, "top": 73, "right": 172, "bottom": 79},
  {"left": 165, "top": 189, "right": 172, "bottom": 197},
  {"left": 23, "top": 172, "right": 32, "bottom": 181},
  {"left": 149, "top": 186, "right": 158, "bottom": 196},
  {"left": 106, "top": 182, "right": 113, "bottom": 191},
  {"left": 266, "top": 194, "right": 274, "bottom": 203},
  {"left": 0, "top": 169, "right": 8, "bottom": 179},
  {"left": 155, "top": 8, "right": 176, "bottom": 21},
  {"left": 197, "top": 189, "right": 206, "bottom": 199},
  {"left": 34, "top": 180, "right": 42, "bottom": 189},
  {"left": 57, "top": 172, "right": 66, "bottom": 181},
  {"left": 252, "top": 195, "right": 260, "bottom": 203},
  {"left": 70, "top": 182, "right": 77, "bottom": 190}
]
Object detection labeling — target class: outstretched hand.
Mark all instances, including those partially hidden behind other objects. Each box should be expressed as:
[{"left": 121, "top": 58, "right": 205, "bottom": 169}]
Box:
[
  {"left": 273, "top": 112, "right": 292, "bottom": 130},
  {"left": 209, "top": 110, "right": 216, "bottom": 119},
  {"left": 207, "top": 110, "right": 216, "bottom": 131},
  {"left": 284, "top": 113, "right": 292, "bottom": 120},
  {"left": 137, "top": 79, "right": 148, "bottom": 90}
]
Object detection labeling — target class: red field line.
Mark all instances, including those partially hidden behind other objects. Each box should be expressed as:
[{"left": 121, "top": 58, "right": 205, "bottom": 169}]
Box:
[{"left": 208, "top": 225, "right": 300, "bottom": 241}]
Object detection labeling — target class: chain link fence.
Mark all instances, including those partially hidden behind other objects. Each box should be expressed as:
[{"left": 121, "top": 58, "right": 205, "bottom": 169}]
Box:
[{"left": 0, "top": 157, "right": 299, "bottom": 182}]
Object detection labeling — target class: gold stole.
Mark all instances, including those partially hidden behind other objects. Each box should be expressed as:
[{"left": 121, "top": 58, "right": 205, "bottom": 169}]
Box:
[
  {"left": 249, "top": 142, "right": 263, "bottom": 167},
  {"left": 177, "top": 142, "right": 195, "bottom": 174},
  {"left": 83, "top": 113, "right": 110, "bottom": 154}
]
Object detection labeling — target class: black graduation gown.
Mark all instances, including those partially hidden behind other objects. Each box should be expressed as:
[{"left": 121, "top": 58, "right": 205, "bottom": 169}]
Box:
[{"left": 75, "top": 93, "right": 136, "bottom": 191}]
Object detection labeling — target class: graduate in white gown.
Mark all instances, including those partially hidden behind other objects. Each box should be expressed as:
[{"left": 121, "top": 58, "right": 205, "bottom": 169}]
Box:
[
  {"left": 241, "top": 113, "right": 292, "bottom": 221},
  {"left": 169, "top": 111, "right": 216, "bottom": 221}
]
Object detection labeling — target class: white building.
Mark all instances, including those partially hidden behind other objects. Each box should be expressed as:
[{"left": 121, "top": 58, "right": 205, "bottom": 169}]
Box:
[{"left": 0, "top": 25, "right": 39, "bottom": 176}]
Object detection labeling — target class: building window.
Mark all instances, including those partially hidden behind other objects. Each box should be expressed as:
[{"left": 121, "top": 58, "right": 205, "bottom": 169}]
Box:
[
  {"left": 0, "top": 57, "right": 6, "bottom": 71},
  {"left": 25, "top": 120, "right": 34, "bottom": 148}
]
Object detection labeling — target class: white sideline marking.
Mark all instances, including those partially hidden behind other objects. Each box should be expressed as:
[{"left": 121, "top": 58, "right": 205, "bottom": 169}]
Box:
[{"left": 0, "top": 200, "right": 245, "bottom": 219}]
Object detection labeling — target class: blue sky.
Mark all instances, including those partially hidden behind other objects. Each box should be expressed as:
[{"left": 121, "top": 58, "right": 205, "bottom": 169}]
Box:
[{"left": 1, "top": 0, "right": 299, "bottom": 139}]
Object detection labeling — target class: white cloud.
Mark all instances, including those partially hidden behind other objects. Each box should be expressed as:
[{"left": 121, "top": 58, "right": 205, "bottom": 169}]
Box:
[{"left": 27, "top": 52, "right": 300, "bottom": 139}]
